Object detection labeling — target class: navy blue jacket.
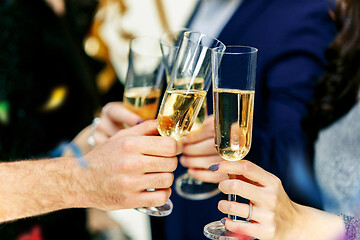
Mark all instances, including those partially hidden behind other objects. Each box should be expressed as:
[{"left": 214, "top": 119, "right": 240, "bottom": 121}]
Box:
[{"left": 153, "top": 0, "right": 337, "bottom": 239}]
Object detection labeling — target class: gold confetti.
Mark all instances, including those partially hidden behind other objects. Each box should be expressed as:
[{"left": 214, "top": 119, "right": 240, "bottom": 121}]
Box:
[{"left": 42, "top": 86, "right": 68, "bottom": 111}]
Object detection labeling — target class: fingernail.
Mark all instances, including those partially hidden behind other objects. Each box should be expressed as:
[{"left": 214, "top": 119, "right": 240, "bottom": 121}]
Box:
[
  {"left": 136, "top": 120, "right": 144, "bottom": 125},
  {"left": 221, "top": 218, "right": 226, "bottom": 225},
  {"left": 209, "top": 164, "right": 219, "bottom": 171}
]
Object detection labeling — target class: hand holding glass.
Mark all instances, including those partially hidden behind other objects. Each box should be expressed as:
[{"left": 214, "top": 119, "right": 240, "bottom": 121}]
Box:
[
  {"left": 160, "top": 30, "right": 225, "bottom": 200},
  {"left": 123, "top": 36, "right": 169, "bottom": 216},
  {"left": 204, "top": 46, "right": 258, "bottom": 240}
]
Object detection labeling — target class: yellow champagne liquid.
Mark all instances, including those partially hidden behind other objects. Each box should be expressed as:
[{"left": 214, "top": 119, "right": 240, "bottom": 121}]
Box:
[
  {"left": 214, "top": 89, "right": 255, "bottom": 161},
  {"left": 123, "top": 87, "right": 161, "bottom": 120},
  {"left": 157, "top": 89, "right": 207, "bottom": 141},
  {"left": 174, "top": 77, "right": 207, "bottom": 130}
]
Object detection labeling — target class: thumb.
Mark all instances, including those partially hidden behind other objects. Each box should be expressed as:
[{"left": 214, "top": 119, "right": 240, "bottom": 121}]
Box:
[
  {"left": 116, "top": 120, "right": 159, "bottom": 137},
  {"left": 104, "top": 102, "right": 143, "bottom": 127}
]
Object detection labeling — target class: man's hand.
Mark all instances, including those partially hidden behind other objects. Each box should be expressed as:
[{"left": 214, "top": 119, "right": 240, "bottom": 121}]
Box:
[{"left": 83, "top": 120, "right": 182, "bottom": 210}]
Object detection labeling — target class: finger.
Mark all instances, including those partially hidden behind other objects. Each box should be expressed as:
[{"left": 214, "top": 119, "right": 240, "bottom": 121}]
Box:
[
  {"left": 218, "top": 179, "right": 267, "bottom": 204},
  {"left": 216, "top": 160, "right": 276, "bottom": 187},
  {"left": 188, "top": 169, "right": 228, "bottom": 183},
  {"left": 103, "top": 102, "right": 143, "bottom": 127},
  {"left": 136, "top": 188, "right": 172, "bottom": 208},
  {"left": 118, "top": 135, "right": 182, "bottom": 157},
  {"left": 141, "top": 173, "right": 174, "bottom": 190},
  {"left": 182, "top": 115, "right": 214, "bottom": 144},
  {"left": 139, "top": 136, "right": 182, "bottom": 156},
  {"left": 218, "top": 200, "right": 263, "bottom": 223},
  {"left": 141, "top": 155, "right": 178, "bottom": 173},
  {"left": 180, "top": 155, "right": 222, "bottom": 169},
  {"left": 117, "top": 120, "right": 159, "bottom": 137},
  {"left": 183, "top": 138, "right": 217, "bottom": 156},
  {"left": 222, "top": 218, "right": 262, "bottom": 240},
  {"left": 97, "top": 115, "right": 122, "bottom": 137},
  {"left": 115, "top": 153, "right": 178, "bottom": 175},
  {"left": 93, "top": 131, "right": 109, "bottom": 145}
]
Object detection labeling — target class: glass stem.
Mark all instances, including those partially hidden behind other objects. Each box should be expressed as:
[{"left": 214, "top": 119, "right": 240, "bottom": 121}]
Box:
[{"left": 228, "top": 174, "right": 237, "bottom": 221}]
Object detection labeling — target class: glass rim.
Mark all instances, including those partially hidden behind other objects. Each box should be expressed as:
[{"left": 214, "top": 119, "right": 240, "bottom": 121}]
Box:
[
  {"left": 183, "top": 30, "right": 226, "bottom": 51},
  {"left": 160, "top": 28, "right": 195, "bottom": 48},
  {"left": 216, "top": 45, "right": 258, "bottom": 55}
]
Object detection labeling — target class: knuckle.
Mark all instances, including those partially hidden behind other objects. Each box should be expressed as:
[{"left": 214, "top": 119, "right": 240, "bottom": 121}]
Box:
[
  {"left": 119, "top": 138, "right": 136, "bottom": 152},
  {"left": 102, "top": 102, "right": 114, "bottom": 114},
  {"left": 164, "top": 138, "right": 178, "bottom": 155},
  {"left": 267, "top": 193, "right": 278, "bottom": 210},
  {"left": 240, "top": 160, "right": 252, "bottom": 172},
  {"left": 229, "top": 180, "right": 239, "bottom": 194},
  {"left": 227, "top": 202, "right": 237, "bottom": 214},
  {"left": 117, "top": 176, "right": 130, "bottom": 191},
  {"left": 117, "top": 158, "right": 137, "bottom": 173}
]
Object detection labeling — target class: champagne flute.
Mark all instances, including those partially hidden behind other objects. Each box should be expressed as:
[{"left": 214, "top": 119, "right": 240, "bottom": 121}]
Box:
[
  {"left": 123, "top": 36, "right": 164, "bottom": 122},
  {"left": 204, "top": 46, "right": 258, "bottom": 239},
  {"left": 122, "top": 36, "right": 169, "bottom": 216},
  {"left": 157, "top": 30, "right": 225, "bottom": 203},
  {"left": 160, "top": 29, "right": 221, "bottom": 200}
]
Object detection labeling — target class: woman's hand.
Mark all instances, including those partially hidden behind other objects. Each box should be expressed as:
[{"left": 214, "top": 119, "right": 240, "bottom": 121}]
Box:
[
  {"left": 212, "top": 160, "right": 345, "bottom": 240},
  {"left": 94, "top": 102, "right": 143, "bottom": 145},
  {"left": 180, "top": 115, "right": 227, "bottom": 183}
]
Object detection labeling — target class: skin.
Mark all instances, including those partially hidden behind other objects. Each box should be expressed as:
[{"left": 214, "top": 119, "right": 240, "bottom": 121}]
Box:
[
  {"left": 158, "top": 113, "right": 346, "bottom": 239},
  {"left": 211, "top": 160, "right": 345, "bottom": 240},
  {"left": 180, "top": 115, "right": 227, "bottom": 183},
  {"left": 93, "top": 109, "right": 226, "bottom": 182},
  {"left": 0, "top": 120, "right": 181, "bottom": 223},
  {"left": 89, "top": 103, "right": 346, "bottom": 239},
  {"left": 94, "top": 102, "right": 143, "bottom": 143}
]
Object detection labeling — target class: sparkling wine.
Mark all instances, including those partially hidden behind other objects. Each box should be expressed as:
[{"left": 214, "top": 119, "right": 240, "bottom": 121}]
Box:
[
  {"left": 173, "top": 77, "right": 207, "bottom": 130},
  {"left": 123, "top": 87, "right": 161, "bottom": 120},
  {"left": 192, "top": 99, "right": 207, "bottom": 131},
  {"left": 157, "top": 89, "right": 207, "bottom": 140},
  {"left": 214, "top": 88, "right": 255, "bottom": 161}
]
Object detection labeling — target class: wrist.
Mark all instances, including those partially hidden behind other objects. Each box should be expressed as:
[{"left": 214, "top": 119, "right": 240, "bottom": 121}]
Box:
[
  {"left": 294, "top": 202, "right": 345, "bottom": 240},
  {"left": 57, "top": 156, "right": 95, "bottom": 209}
]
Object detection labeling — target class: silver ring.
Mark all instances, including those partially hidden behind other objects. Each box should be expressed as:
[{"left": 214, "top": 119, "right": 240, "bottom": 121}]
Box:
[
  {"left": 87, "top": 117, "right": 101, "bottom": 148},
  {"left": 246, "top": 202, "right": 253, "bottom": 222}
]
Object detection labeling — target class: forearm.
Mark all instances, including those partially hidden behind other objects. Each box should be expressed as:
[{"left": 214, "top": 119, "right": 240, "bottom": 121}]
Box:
[
  {"left": 0, "top": 157, "right": 89, "bottom": 223},
  {"left": 294, "top": 203, "right": 345, "bottom": 240}
]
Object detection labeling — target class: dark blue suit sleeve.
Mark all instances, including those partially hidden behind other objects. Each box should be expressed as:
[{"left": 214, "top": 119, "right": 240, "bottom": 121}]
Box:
[
  {"left": 161, "top": 1, "right": 337, "bottom": 240},
  {"left": 244, "top": 4, "right": 337, "bottom": 205}
]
